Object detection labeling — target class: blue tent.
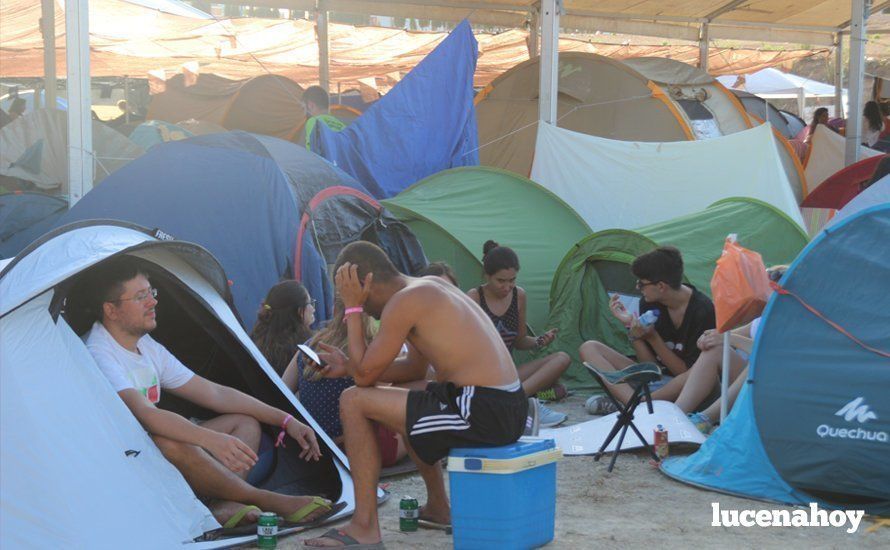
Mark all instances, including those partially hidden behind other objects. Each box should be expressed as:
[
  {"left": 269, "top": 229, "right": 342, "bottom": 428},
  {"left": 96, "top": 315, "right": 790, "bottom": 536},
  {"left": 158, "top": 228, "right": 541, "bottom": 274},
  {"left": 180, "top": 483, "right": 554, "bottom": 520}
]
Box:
[
  {"left": 56, "top": 132, "right": 426, "bottom": 329},
  {"left": 312, "top": 19, "right": 479, "bottom": 199},
  {"left": 0, "top": 192, "right": 68, "bottom": 259},
  {"left": 662, "top": 205, "right": 890, "bottom": 516}
]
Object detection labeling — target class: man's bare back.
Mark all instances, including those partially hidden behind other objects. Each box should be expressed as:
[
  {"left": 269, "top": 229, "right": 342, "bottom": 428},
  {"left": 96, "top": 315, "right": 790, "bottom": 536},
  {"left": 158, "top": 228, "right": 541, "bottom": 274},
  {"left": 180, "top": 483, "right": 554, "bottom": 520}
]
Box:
[{"left": 384, "top": 276, "right": 518, "bottom": 389}]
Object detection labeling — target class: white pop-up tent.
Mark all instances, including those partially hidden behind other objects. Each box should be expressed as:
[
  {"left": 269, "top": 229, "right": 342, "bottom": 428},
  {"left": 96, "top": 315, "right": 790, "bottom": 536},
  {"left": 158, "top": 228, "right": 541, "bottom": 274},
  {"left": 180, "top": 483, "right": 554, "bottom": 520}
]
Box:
[
  {"left": 717, "top": 68, "right": 848, "bottom": 116},
  {"left": 0, "top": 221, "right": 357, "bottom": 548},
  {"left": 805, "top": 124, "right": 883, "bottom": 192},
  {"left": 530, "top": 122, "right": 805, "bottom": 232}
]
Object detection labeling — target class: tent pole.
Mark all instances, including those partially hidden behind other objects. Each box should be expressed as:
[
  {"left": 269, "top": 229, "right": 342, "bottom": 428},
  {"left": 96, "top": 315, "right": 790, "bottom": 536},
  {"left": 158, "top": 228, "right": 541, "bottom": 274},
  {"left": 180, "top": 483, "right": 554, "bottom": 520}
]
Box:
[
  {"left": 539, "top": 0, "right": 560, "bottom": 125},
  {"left": 845, "top": 0, "right": 869, "bottom": 166},
  {"left": 41, "top": 0, "right": 57, "bottom": 110},
  {"left": 316, "top": 4, "right": 330, "bottom": 93},
  {"left": 124, "top": 76, "right": 130, "bottom": 124},
  {"left": 528, "top": 4, "right": 540, "bottom": 58},
  {"left": 698, "top": 22, "right": 709, "bottom": 73},
  {"left": 66, "top": 0, "right": 93, "bottom": 208},
  {"left": 834, "top": 33, "right": 845, "bottom": 119}
]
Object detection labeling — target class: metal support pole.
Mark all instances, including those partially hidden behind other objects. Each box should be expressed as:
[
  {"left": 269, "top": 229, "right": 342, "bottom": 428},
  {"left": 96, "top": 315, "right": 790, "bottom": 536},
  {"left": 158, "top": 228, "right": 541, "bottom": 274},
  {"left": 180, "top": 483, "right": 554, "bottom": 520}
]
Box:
[
  {"left": 698, "top": 23, "right": 709, "bottom": 73},
  {"left": 41, "top": 0, "right": 57, "bottom": 109},
  {"left": 538, "top": 0, "right": 560, "bottom": 125},
  {"left": 797, "top": 87, "right": 806, "bottom": 117},
  {"left": 834, "top": 34, "right": 845, "bottom": 119},
  {"left": 845, "top": 0, "right": 869, "bottom": 165},
  {"left": 316, "top": 7, "right": 330, "bottom": 93},
  {"left": 528, "top": 4, "right": 540, "bottom": 58},
  {"left": 124, "top": 76, "right": 130, "bottom": 124},
  {"left": 65, "top": 0, "right": 93, "bottom": 207}
]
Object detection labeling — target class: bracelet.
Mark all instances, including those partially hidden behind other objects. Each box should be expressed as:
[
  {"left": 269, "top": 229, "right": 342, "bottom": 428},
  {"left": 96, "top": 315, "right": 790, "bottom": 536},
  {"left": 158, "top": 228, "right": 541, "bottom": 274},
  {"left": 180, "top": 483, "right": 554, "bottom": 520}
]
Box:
[
  {"left": 342, "top": 306, "right": 363, "bottom": 322},
  {"left": 275, "top": 414, "right": 293, "bottom": 448}
]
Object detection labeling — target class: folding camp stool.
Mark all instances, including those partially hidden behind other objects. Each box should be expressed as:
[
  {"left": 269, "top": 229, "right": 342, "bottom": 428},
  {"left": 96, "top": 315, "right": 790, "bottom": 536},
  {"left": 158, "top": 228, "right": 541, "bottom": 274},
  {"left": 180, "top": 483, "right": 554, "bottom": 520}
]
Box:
[{"left": 583, "top": 361, "right": 662, "bottom": 472}]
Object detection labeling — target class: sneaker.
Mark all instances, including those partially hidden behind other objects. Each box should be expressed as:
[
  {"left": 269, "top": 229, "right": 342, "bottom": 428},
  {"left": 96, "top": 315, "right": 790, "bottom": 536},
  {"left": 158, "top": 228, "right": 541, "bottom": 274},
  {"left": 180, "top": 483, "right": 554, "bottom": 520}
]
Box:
[
  {"left": 585, "top": 394, "right": 618, "bottom": 416},
  {"left": 523, "top": 397, "right": 541, "bottom": 436},
  {"left": 539, "top": 404, "right": 568, "bottom": 428},
  {"left": 536, "top": 383, "right": 568, "bottom": 403},
  {"left": 687, "top": 412, "right": 713, "bottom": 435}
]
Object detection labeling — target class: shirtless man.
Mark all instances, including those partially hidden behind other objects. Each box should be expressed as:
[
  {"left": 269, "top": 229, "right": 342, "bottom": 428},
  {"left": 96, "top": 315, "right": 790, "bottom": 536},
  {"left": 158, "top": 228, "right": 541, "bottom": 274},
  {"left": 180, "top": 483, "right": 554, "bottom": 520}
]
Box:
[{"left": 304, "top": 242, "right": 526, "bottom": 548}]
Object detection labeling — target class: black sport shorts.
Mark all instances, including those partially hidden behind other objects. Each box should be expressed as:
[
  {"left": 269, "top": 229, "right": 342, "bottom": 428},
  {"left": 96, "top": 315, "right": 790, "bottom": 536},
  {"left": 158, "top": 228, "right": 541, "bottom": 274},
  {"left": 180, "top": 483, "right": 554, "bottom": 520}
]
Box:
[{"left": 405, "top": 381, "right": 527, "bottom": 465}]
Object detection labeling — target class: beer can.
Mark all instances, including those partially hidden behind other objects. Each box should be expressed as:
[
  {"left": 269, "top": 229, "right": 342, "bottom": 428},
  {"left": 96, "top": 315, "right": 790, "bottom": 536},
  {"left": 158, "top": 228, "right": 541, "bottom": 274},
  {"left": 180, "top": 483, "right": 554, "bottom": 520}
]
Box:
[
  {"left": 654, "top": 424, "right": 669, "bottom": 460},
  {"left": 399, "top": 495, "right": 419, "bottom": 532},
  {"left": 257, "top": 511, "right": 279, "bottom": 549}
]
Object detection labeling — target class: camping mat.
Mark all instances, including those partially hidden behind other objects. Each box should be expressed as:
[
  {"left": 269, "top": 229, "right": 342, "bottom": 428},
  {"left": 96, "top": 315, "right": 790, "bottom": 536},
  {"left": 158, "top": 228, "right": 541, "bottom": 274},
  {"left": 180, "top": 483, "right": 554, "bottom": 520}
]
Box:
[
  {"left": 541, "top": 400, "right": 705, "bottom": 455},
  {"left": 380, "top": 456, "right": 418, "bottom": 478}
]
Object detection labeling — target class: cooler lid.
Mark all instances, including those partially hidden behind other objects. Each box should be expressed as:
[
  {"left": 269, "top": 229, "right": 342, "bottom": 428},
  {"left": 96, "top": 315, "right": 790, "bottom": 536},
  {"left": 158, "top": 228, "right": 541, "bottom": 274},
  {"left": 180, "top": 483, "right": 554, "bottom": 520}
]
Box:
[{"left": 449, "top": 437, "right": 555, "bottom": 459}]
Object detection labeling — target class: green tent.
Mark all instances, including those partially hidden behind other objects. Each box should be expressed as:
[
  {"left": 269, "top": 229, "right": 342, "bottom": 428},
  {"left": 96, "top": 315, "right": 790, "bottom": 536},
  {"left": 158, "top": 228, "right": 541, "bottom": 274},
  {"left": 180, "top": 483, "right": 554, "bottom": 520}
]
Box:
[
  {"left": 547, "top": 197, "right": 809, "bottom": 389},
  {"left": 382, "top": 166, "right": 591, "bottom": 332}
]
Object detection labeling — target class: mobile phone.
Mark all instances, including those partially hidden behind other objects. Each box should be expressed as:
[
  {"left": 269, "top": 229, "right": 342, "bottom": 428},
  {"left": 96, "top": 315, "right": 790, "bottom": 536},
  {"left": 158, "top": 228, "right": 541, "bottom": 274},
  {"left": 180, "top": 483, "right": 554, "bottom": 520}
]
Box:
[{"left": 297, "top": 344, "right": 327, "bottom": 368}]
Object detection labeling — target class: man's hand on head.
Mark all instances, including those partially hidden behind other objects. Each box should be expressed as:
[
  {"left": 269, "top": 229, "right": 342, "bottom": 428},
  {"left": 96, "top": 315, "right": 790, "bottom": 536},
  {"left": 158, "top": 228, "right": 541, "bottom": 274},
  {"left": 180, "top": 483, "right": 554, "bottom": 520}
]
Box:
[{"left": 335, "top": 262, "right": 372, "bottom": 308}]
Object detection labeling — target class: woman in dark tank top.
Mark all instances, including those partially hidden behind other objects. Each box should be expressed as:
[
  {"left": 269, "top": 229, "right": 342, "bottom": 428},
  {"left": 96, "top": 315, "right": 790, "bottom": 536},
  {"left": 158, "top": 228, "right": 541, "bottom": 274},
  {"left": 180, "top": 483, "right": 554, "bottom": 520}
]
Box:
[{"left": 467, "top": 240, "right": 571, "bottom": 428}]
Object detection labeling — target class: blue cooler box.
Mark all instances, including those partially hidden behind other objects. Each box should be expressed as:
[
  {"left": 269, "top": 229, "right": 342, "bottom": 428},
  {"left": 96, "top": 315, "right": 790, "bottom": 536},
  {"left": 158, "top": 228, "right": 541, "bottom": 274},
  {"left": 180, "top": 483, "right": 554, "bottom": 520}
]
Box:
[{"left": 447, "top": 437, "right": 561, "bottom": 549}]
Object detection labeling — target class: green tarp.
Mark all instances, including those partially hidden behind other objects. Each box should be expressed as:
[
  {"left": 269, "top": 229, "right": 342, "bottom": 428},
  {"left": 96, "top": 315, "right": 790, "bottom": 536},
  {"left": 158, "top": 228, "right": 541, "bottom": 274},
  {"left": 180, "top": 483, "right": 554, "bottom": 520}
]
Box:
[
  {"left": 547, "top": 197, "right": 809, "bottom": 389},
  {"left": 382, "top": 166, "right": 591, "bottom": 332}
]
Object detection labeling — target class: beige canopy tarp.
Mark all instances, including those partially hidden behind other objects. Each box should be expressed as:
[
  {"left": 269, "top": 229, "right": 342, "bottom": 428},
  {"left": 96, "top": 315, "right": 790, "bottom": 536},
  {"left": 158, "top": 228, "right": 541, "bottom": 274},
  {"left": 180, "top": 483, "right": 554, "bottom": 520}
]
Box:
[{"left": 1, "top": 0, "right": 827, "bottom": 90}]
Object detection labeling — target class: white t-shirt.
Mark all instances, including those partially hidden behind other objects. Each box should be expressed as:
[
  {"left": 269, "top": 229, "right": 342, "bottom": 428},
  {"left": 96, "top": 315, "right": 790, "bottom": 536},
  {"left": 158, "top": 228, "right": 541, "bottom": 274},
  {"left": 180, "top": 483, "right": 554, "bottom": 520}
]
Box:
[{"left": 85, "top": 322, "right": 194, "bottom": 404}]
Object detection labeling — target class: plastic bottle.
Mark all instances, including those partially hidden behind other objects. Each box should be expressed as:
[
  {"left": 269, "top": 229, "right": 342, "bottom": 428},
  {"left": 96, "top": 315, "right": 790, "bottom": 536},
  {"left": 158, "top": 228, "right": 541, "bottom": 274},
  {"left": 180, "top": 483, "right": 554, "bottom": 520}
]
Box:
[{"left": 638, "top": 309, "right": 660, "bottom": 327}]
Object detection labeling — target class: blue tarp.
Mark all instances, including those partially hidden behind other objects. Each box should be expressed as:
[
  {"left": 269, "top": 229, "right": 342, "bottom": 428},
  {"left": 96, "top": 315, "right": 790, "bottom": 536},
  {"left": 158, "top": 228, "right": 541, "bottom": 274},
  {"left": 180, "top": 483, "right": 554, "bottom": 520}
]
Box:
[
  {"left": 312, "top": 19, "right": 479, "bottom": 199},
  {"left": 663, "top": 204, "right": 890, "bottom": 516}
]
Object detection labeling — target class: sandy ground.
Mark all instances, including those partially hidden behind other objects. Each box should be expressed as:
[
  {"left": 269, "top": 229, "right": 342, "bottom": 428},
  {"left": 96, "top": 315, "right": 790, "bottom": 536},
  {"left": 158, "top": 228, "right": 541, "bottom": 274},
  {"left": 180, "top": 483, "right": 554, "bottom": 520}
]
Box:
[{"left": 278, "top": 394, "right": 889, "bottom": 549}]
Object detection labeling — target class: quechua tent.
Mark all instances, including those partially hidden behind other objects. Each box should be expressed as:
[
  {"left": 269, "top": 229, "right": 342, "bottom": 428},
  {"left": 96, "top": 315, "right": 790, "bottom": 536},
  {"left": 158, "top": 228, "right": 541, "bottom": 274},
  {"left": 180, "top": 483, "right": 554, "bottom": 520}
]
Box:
[
  {"left": 662, "top": 205, "right": 890, "bottom": 515},
  {"left": 0, "top": 222, "right": 357, "bottom": 548}
]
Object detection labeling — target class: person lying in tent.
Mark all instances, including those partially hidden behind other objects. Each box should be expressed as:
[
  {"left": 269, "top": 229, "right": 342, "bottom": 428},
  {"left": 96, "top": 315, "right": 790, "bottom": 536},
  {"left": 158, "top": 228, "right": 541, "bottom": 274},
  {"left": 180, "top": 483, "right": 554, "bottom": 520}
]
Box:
[
  {"left": 303, "top": 85, "right": 346, "bottom": 151},
  {"left": 82, "top": 257, "right": 339, "bottom": 530},
  {"left": 581, "top": 246, "right": 716, "bottom": 415},
  {"left": 303, "top": 242, "right": 527, "bottom": 549}
]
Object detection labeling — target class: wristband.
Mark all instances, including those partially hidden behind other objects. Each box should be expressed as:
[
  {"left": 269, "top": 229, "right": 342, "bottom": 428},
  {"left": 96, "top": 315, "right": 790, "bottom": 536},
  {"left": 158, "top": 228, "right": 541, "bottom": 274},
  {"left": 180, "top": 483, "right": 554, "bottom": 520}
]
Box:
[
  {"left": 342, "top": 306, "right": 364, "bottom": 322},
  {"left": 275, "top": 414, "right": 293, "bottom": 448}
]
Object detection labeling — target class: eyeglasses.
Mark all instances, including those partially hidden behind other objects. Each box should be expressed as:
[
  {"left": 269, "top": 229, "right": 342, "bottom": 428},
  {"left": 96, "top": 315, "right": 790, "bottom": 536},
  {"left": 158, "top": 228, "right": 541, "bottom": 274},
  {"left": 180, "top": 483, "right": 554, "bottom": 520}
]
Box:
[
  {"left": 110, "top": 287, "right": 158, "bottom": 304},
  {"left": 635, "top": 280, "right": 660, "bottom": 290},
  {"left": 308, "top": 298, "right": 318, "bottom": 309}
]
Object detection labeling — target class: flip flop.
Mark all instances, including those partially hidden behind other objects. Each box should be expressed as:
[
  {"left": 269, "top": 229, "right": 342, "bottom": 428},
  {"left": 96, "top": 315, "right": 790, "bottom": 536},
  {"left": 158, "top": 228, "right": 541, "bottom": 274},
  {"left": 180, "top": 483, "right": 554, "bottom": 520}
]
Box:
[
  {"left": 222, "top": 504, "right": 261, "bottom": 529},
  {"left": 418, "top": 518, "right": 452, "bottom": 534},
  {"left": 302, "top": 528, "right": 386, "bottom": 549},
  {"left": 283, "top": 499, "right": 347, "bottom": 528}
]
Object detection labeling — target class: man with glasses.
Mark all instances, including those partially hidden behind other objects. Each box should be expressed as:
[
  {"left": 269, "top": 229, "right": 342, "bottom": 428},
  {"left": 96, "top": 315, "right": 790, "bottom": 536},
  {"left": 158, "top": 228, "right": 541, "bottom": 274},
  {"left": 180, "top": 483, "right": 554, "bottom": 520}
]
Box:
[
  {"left": 580, "top": 246, "right": 715, "bottom": 415},
  {"left": 83, "top": 256, "right": 338, "bottom": 530}
]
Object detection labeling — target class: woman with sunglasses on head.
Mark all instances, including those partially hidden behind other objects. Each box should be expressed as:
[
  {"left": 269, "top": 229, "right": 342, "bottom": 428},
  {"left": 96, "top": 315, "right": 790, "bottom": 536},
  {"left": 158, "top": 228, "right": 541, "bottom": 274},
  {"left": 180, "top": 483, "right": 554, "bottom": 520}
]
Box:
[{"left": 580, "top": 246, "right": 716, "bottom": 415}]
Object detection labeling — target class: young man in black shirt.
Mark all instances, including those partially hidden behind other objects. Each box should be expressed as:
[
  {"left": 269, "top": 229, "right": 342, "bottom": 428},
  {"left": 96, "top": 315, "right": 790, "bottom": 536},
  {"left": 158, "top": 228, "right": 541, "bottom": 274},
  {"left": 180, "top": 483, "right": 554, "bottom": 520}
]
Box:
[{"left": 580, "top": 246, "right": 715, "bottom": 413}]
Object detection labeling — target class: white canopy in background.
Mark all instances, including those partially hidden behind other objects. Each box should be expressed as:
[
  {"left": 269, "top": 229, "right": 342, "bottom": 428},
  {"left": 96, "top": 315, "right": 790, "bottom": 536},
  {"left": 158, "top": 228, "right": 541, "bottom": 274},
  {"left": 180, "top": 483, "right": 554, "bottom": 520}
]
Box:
[
  {"left": 805, "top": 124, "right": 883, "bottom": 192},
  {"left": 716, "top": 68, "right": 844, "bottom": 99},
  {"left": 530, "top": 122, "right": 805, "bottom": 231}
]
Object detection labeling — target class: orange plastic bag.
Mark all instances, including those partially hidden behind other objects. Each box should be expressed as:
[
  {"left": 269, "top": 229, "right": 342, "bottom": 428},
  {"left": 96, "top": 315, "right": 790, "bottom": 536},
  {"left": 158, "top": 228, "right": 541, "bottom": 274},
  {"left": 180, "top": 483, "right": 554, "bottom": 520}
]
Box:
[{"left": 711, "top": 239, "right": 770, "bottom": 332}]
